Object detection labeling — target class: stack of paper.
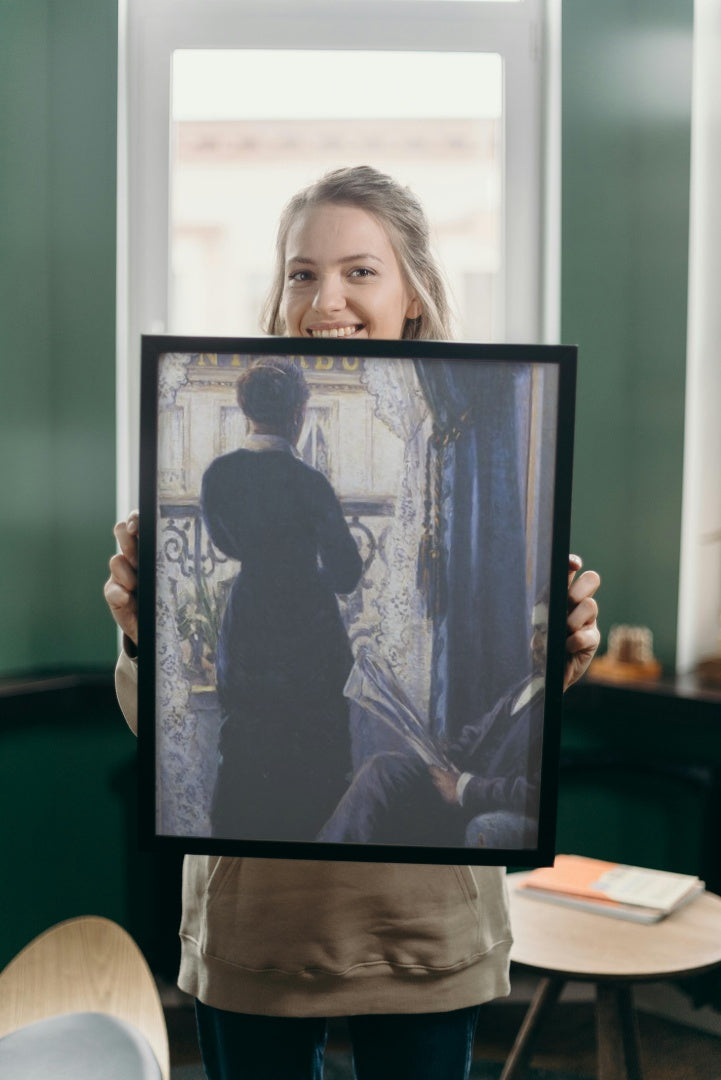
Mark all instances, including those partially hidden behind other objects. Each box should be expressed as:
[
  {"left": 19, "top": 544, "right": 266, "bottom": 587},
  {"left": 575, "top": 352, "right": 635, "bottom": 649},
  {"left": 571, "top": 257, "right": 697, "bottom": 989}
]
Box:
[{"left": 516, "top": 854, "right": 705, "bottom": 923}]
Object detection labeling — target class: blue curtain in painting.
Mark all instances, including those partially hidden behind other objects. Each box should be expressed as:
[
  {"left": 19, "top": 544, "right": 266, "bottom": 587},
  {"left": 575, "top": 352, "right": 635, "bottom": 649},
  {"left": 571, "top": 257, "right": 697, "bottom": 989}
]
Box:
[{"left": 415, "top": 360, "right": 531, "bottom": 740}]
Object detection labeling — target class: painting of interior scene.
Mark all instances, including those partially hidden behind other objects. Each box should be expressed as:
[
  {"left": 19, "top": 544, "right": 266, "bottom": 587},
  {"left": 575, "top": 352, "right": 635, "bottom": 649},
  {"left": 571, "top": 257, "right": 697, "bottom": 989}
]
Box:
[{"left": 153, "top": 349, "right": 560, "bottom": 854}]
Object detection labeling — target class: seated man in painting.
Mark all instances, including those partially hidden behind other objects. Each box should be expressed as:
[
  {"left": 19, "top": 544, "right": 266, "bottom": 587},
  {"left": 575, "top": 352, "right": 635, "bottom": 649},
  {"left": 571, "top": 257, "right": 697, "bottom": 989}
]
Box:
[{"left": 317, "top": 595, "right": 550, "bottom": 850}]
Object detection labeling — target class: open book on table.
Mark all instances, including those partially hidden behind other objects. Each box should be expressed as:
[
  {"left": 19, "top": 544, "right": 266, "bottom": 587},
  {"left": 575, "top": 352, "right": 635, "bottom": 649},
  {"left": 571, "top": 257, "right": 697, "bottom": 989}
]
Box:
[{"left": 514, "top": 854, "right": 705, "bottom": 923}]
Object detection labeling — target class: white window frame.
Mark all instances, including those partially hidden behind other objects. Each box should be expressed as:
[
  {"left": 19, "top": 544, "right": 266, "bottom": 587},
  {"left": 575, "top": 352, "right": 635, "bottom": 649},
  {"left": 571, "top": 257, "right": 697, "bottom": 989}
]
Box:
[
  {"left": 676, "top": 0, "right": 721, "bottom": 674},
  {"left": 117, "top": 0, "right": 559, "bottom": 511}
]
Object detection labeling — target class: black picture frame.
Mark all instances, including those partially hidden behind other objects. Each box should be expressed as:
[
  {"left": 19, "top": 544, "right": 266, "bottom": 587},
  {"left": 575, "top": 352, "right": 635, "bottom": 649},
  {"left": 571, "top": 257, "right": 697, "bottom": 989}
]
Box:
[{"left": 138, "top": 335, "right": 576, "bottom": 865}]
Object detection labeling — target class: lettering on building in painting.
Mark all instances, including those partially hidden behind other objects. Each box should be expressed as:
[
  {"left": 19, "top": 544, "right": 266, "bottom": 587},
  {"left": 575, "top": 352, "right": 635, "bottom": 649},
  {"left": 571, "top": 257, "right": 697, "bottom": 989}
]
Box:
[{"left": 193, "top": 353, "right": 362, "bottom": 373}]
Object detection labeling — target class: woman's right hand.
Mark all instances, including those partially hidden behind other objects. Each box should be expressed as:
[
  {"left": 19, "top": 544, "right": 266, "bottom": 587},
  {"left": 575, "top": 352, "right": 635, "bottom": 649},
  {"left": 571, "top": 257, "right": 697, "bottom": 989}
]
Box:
[{"left": 104, "top": 510, "right": 139, "bottom": 646}]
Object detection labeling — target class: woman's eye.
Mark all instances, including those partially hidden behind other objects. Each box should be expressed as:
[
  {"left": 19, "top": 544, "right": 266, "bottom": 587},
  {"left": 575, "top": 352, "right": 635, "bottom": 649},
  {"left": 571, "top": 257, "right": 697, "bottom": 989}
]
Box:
[
  {"left": 288, "top": 269, "right": 313, "bottom": 283},
  {"left": 349, "top": 267, "right": 375, "bottom": 279}
]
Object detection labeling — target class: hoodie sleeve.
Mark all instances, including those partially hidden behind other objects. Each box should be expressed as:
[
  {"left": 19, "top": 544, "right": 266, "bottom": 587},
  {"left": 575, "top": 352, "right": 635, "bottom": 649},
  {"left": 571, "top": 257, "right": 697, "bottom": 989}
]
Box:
[{"left": 115, "top": 647, "right": 139, "bottom": 736}]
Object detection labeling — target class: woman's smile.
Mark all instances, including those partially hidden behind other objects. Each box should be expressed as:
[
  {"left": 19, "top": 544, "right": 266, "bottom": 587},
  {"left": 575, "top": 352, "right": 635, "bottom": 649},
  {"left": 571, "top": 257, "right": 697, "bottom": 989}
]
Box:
[{"left": 306, "top": 323, "right": 365, "bottom": 339}]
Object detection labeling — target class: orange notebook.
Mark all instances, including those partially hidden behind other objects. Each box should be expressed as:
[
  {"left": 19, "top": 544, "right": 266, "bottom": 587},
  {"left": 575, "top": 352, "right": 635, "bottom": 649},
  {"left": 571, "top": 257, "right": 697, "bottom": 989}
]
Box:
[{"left": 516, "top": 854, "right": 703, "bottom": 923}]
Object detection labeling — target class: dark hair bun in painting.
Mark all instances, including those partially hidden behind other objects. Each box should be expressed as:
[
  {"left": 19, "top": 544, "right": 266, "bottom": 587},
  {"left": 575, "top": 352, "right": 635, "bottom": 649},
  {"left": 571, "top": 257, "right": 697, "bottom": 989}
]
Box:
[{"left": 236, "top": 356, "right": 310, "bottom": 428}]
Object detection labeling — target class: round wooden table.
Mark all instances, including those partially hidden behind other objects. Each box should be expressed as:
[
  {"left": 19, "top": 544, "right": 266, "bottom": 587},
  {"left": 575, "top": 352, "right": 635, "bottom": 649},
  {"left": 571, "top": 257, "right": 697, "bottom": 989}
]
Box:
[{"left": 503, "top": 872, "right": 721, "bottom": 1080}]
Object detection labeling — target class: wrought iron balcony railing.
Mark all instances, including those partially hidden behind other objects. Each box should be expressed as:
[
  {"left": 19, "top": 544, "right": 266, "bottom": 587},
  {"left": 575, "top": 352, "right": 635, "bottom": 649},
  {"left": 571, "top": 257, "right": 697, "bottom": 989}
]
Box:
[{"left": 158, "top": 497, "right": 395, "bottom": 685}]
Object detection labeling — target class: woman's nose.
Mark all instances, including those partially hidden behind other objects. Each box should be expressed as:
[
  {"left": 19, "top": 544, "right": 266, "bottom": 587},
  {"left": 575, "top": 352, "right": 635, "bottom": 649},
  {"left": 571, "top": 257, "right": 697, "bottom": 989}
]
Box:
[{"left": 312, "top": 274, "right": 345, "bottom": 314}]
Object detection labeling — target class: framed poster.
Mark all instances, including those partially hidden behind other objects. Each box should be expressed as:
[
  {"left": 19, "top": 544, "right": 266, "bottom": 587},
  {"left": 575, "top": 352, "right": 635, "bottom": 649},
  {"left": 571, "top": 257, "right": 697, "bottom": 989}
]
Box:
[{"left": 138, "top": 336, "right": 576, "bottom": 865}]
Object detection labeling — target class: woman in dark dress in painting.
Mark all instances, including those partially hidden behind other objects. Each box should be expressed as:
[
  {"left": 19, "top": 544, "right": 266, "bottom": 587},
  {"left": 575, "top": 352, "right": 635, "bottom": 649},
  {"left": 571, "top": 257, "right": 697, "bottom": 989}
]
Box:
[{"left": 200, "top": 357, "right": 363, "bottom": 841}]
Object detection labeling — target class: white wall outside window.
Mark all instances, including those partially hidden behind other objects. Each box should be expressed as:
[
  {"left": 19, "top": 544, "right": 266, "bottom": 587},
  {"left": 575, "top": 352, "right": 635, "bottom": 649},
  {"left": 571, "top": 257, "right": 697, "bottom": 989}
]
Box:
[{"left": 117, "top": 0, "right": 558, "bottom": 511}]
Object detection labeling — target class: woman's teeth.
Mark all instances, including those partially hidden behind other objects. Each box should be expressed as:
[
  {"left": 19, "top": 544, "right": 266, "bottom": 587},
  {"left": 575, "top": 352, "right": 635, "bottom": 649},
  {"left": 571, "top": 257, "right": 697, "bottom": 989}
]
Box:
[{"left": 310, "top": 325, "right": 360, "bottom": 338}]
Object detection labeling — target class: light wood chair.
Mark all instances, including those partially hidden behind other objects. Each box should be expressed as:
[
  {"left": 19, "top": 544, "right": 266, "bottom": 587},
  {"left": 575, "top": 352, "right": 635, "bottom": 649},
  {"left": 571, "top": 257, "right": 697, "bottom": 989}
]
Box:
[{"left": 0, "top": 915, "right": 169, "bottom": 1079}]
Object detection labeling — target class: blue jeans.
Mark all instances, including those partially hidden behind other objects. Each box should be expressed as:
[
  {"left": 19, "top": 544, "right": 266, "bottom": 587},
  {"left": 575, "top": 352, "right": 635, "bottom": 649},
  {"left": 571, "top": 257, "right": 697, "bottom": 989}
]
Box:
[{"left": 195, "top": 1000, "right": 481, "bottom": 1080}]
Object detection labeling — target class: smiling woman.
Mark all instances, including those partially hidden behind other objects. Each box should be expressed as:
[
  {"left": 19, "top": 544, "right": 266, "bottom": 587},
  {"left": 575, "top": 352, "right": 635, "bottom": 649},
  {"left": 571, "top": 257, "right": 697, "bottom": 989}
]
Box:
[{"left": 108, "top": 152, "right": 598, "bottom": 1078}]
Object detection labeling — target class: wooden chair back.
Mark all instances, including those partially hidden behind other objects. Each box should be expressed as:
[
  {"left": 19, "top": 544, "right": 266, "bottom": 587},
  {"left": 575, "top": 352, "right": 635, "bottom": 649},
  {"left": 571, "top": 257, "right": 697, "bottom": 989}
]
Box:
[{"left": 0, "top": 916, "right": 169, "bottom": 1080}]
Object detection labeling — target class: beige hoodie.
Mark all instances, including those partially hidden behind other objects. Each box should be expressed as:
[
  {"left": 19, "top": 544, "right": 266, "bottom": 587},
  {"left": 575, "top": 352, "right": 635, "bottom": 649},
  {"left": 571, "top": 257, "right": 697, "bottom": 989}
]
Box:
[{"left": 116, "top": 651, "right": 512, "bottom": 1016}]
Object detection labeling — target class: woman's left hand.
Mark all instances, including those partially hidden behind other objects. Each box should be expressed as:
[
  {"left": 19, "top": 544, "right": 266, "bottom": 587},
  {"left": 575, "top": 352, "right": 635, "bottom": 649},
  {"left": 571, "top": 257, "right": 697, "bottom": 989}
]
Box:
[{"left": 564, "top": 554, "right": 601, "bottom": 691}]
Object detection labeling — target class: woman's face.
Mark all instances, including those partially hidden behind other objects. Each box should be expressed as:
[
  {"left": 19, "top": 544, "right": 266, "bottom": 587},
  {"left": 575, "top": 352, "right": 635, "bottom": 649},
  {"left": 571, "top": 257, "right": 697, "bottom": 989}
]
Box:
[{"left": 280, "top": 203, "right": 421, "bottom": 341}]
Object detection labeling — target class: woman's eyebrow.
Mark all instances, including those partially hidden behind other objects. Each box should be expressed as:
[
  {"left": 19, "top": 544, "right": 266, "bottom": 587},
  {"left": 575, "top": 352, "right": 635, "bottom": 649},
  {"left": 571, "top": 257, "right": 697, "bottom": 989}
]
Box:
[
  {"left": 286, "top": 253, "right": 384, "bottom": 266},
  {"left": 338, "top": 253, "right": 384, "bottom": 264}
]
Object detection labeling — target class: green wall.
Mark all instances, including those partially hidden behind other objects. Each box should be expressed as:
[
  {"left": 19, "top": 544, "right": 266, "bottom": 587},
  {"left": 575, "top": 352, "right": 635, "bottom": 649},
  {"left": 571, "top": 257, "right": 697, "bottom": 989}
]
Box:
[
  {"left": 0, "top": 0, "right": 118, "bottom": 675},
  {"left": 562, "top": 0, "right": 693, "bottom": 669},
  {"left": 0, "top": 684, "right": 184, "bottom": 974}
]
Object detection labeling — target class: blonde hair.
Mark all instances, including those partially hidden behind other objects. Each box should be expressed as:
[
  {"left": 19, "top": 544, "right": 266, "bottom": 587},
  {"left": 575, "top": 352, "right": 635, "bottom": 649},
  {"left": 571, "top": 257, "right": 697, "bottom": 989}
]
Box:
[{"left": 262, "top": 166, "right": 454, "bottom": 341}]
